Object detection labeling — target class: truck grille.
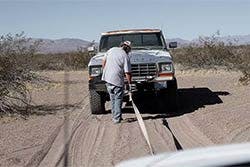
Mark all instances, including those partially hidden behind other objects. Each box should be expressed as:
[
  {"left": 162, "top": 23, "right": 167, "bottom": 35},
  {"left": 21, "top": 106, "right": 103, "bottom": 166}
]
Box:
[{"left": 131, "top": 63, "right": 157, "bottom": 77}]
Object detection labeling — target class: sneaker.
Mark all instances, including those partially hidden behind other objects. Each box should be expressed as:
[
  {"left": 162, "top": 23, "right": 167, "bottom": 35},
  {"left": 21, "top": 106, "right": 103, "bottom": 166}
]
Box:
[
  {"left": 113, "top": 119, "right": 121, "bottom": 124},
  {"left": 113, "top": 117, "right": 123, "bottom": 124}
]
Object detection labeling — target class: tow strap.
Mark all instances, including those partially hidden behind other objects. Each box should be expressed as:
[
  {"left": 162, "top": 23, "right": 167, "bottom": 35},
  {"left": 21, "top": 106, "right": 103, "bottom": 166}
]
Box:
[{"left": 129, "top": 93, "right": 154, "bottom": 155}]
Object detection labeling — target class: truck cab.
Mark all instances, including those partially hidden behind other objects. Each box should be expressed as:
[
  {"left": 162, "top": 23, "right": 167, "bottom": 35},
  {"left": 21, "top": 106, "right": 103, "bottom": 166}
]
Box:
[{"left": 88, "top": 29, "right": 177, "bottom": 114}]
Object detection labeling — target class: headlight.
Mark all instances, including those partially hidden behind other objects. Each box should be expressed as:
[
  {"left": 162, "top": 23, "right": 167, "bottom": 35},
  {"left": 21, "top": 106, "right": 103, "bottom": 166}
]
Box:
[
  {"left": 90, "top": 66, "right": 102, "bottom": 76},
  {"left": 159, "top": 63, "right": 172, "bottom": 73}
]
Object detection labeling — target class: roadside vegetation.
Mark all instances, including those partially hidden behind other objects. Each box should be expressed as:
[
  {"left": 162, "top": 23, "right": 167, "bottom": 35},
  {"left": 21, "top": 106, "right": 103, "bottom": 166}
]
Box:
[
  {"left": 0, "top": 33, "right": 41, "bottom": 116},
  {"left": 172, "top": 33, "right": 250, "bottom": 85},
  {"left": 26, "top": 51, "right": 92, "bottom": 71},
  {"left": 0, "top": 33, "right": 92, "bottom": 117}
]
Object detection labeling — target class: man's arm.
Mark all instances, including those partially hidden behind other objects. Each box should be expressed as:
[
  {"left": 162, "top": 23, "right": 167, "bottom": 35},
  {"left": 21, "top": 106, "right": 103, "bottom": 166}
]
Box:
[
  {"left": 124, "top": 55, "right": 132, "bottom": 84},
  {"left": 102, "top": 52, "right": 108, "bottom": 68},
  {"left": 102, "top": 58, "right": 106, "bottom": 68},
  {"left": 125, "top": 72, "right": 132, "bottom": 84}
]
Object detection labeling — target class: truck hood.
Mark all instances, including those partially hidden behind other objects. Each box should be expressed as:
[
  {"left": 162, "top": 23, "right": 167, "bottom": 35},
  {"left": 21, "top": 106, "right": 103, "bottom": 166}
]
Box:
[{"left": 88, "top": 50, "right": 173, "bottom": 66}]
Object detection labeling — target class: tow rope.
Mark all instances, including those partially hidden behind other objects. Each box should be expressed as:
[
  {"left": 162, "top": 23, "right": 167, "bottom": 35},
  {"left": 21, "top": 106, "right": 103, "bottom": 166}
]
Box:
[{"left": 129, "top": 93, "right": 154, "bottom": 155}]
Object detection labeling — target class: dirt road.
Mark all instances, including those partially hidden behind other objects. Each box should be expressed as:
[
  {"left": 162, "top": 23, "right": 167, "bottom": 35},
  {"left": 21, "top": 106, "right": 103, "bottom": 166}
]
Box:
[{"left": 1, "top": 70, "right": 249, "bottom": 167}]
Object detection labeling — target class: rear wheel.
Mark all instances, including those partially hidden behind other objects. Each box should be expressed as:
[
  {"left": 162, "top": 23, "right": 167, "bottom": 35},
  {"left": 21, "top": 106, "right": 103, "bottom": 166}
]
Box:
[{"left": 89, "top": 89, "right": 105, "bottom": 114}]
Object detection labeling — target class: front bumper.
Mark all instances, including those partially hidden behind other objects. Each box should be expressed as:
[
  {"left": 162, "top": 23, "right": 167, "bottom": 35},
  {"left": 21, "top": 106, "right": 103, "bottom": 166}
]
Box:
[
  {"left": 131, "top": 75, "right": 174, "bottom": 82},
  {"left": 89, "top": 75, "right": 174, "bottom": 93}
]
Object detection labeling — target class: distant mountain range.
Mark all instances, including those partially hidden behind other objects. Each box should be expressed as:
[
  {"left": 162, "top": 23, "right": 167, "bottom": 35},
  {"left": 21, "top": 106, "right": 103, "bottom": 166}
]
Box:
[
  {"left": 168, "top": 35, "right": 250, "bottom": 47},
  {"left": 34, "top": 38, "right": 93, "bottom": 54},
  {"left": 34, "top": 34, "right": 250, "bottom": 54}
]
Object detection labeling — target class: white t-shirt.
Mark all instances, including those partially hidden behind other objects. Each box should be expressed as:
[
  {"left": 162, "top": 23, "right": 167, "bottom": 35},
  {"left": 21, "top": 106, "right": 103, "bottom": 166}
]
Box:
[{"left": 101, "top": 47, "right": 131, "bottom": 87}]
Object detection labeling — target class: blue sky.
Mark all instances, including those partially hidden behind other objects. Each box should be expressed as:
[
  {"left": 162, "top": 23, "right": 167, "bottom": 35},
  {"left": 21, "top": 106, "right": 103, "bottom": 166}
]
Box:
[{"left": 0, "top": 0, "right": 249, "bottom": 41}]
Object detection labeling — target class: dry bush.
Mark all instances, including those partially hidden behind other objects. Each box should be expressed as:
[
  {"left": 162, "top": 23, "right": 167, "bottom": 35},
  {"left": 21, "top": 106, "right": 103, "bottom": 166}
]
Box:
[
  {"left": 0, "top": 32, "right": 91, "bottom": 117},
  {"left": 234, "top": 45, "right": 250, "bottom": 85},
  {"left": 64, "top": 50, "right": 92, "bottom": 70},
  {"left": 172, "top": 33, "right": 250, "bottom": 85},
  {"left": 0, "top": 33, "right": 41, "bottom": 116},
  {"left": 24, "top": 51, "right": 92, "bottom": 71}
]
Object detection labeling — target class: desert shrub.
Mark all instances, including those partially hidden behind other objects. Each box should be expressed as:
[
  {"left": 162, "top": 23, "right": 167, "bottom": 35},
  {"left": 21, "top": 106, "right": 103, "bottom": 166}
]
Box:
[
  {"left": 23, "top": 51, "right": 92, "bottom": 71},
  {"left": 172, "top": 33, "right": 250, "bottom": 85},
  {"left": 0, "top": 32, "right": 91, "bottom": 116},
  {"left": 234, "top": 45, "right": 250, "bottom": 84},
  {"left": 63, "top": 50, "right": 92, "bottom": 70},
  {"left": 0, "top": 33, "right": 41, "bottom": 115}
]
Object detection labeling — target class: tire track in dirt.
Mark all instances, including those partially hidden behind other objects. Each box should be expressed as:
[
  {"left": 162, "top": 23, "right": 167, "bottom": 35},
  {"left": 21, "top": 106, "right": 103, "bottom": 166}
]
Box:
[
  {"left": 65, "top": 113, "right": 151, "bottom": 167},
  {"left": 62, "top": 110, "right": 178, "bottom": 167},
  {"left": 24, "top": 124, "right": 63, "bottom": 167},
  {"left": 230, "top": 125, "right": 250, "bottom": 143},
  {"left": 69, "top": 121, "right": 101, "bottom": 166},
  {"left": 37, "top": 69, "right": 250, "bottom": 167},
  {"left": 109, "top": 121, "right": 149, "bottom": 166},
  {"left": 144, "top": 120, "right": 177, "bottom": 153},
  {"left": 61, "top": 107, "right": 216, "bottom": 167},
  {"left": 68, "top": 114, "right": 113, "bottom": 166},
  {"left": 55, "top": 104, "right": 96, "bottom": 167},
  {"left": 165, "top": 115, "right": 214, "bottom": 149},
  {"left": 68, "top": 116, "right": 116, "bottom": 167},
  {"left": 25, "top": 70, "right": 250, "bottom": 167},
  {"left": 219, "top": 104, "right": 250, "bottom": 144},
  {"left": 89, "top": 121, "right": 120, "bottom": 167},
  {"left": 37, "top": 99, "right": 216, "bottom": 167},
  {"left": 37, "top": 96, "right": 90, "bottom": 167}
]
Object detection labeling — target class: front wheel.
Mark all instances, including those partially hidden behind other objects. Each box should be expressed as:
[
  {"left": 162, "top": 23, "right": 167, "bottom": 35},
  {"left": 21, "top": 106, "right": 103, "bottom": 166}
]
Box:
[
  {"left": 167, "top": 78, "right": 178, "bottom": 111},
  {"left": 89, "top": 90, "right": 105, "bottom": 114},
  {"left": 157, "top": 78, "right": 178, "bottom": 113}
]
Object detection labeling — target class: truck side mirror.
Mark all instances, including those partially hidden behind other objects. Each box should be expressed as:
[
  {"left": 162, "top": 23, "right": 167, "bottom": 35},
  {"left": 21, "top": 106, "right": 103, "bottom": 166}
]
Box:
[
  {"left": 169, "top": 42, "right": 177, "bottom": 49},
  {"left": 87, "top": 46, "right": 95, "bottom": 52},
  {"left": 87, "top": 46, "right": 96, "bottom": 56}
]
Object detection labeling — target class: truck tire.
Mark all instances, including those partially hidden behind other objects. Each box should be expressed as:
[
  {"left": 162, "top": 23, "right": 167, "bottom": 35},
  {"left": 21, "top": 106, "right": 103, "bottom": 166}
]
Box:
[
  {"left": 158, "top": 78, "right": 178, "bottom": 113},
  {"left": 167, "top": 78, "right": 178, "bottom": 112},
  {"left": 89, "top": 90, "right": 105, "bottom": 114},
  {"left": 168, "top": 77, "right": 178, "bottom": 91}
]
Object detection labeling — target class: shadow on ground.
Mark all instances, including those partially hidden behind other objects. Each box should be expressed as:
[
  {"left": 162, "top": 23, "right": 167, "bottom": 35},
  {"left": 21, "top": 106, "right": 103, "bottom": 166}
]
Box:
[{"left": 121, "top": 87, "right": 230, "bottom": 121}]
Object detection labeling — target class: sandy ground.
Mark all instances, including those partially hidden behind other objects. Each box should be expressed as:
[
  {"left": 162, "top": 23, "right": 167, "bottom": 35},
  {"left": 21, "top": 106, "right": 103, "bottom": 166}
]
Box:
[{"left": 0, "top": 69, "right": 249, "bottom": 167}]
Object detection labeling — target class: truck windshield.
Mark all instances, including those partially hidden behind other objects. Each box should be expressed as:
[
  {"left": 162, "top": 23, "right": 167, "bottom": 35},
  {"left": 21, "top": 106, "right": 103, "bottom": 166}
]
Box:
[{"left": 99, "top": 33, "right": 164, "bottom": 52}]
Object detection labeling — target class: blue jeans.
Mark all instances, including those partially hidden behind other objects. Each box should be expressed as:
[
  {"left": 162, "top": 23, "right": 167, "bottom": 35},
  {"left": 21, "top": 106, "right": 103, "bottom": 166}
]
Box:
[{"left": 106, "top": 83, "right": 123, "bottom": 122}]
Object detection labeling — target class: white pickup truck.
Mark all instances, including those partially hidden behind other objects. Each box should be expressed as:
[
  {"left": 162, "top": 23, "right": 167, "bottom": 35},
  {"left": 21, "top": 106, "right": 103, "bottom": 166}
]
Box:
[{"left": 88, "top": 29, "right": 178, "bottom": 114}]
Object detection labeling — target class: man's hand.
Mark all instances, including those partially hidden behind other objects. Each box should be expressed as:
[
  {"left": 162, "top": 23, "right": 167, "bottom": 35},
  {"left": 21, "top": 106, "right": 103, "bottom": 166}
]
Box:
[
  {"left": 128, "top": 84, "right": 132, "bottom": 92},
  {"left": 128, "top": 83, "right": 133, "bottom": 101},
  {"left": 129, "top": 91, "right": 132, "bottom": 101},
  {"left": 125, "top": 72, "right": 132, "bottom": 84}
]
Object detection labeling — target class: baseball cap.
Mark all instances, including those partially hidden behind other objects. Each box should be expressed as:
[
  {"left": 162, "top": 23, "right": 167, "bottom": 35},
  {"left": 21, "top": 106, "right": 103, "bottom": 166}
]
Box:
[{"left": 122, "top": 41, "right": 131, "bottom": 48}]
